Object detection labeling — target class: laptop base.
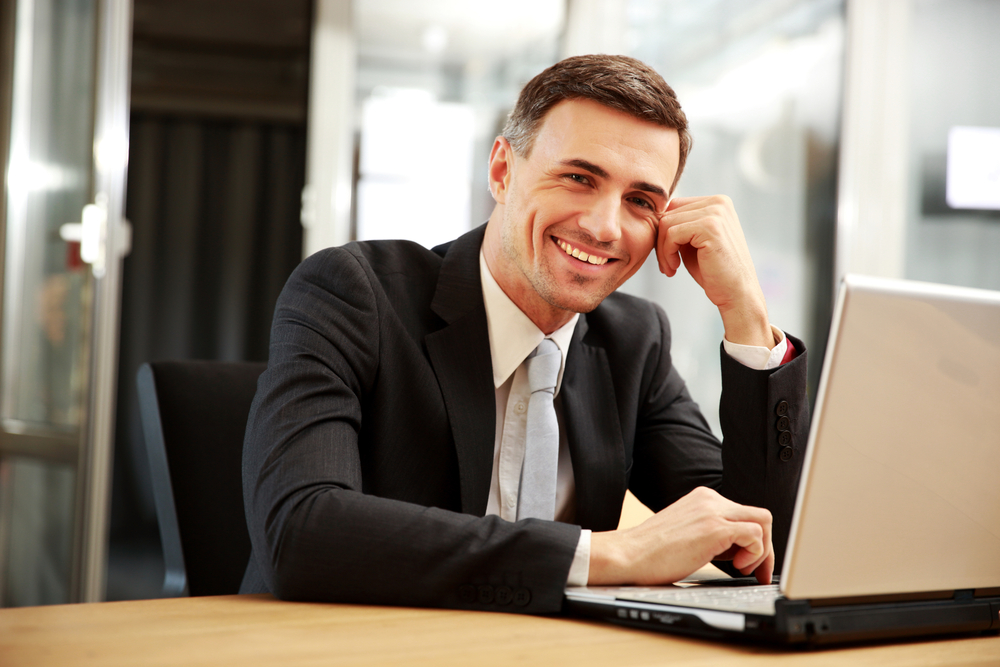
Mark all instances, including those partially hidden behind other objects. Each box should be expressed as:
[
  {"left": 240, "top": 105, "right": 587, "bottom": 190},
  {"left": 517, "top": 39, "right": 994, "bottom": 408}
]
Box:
[{"left": 565, "top": 589, "right": 1000, "bottom": 647}]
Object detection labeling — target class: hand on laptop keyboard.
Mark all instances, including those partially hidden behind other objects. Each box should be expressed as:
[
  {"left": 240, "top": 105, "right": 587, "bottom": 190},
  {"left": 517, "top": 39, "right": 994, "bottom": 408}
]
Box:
[{"left": 589, "top": 486, "right": 774, "bottom": 587}]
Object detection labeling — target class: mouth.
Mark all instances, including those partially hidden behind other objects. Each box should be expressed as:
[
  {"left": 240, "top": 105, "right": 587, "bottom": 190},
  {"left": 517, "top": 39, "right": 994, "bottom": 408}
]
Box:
[{"left": 554, "top": 237, "right": 613, "bottom": 266}]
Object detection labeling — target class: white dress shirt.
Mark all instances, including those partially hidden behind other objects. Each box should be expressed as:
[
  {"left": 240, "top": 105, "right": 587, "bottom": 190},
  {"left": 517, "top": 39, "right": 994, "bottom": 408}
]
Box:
[{"left": 478, "top": 250, "right": 788, "bottom": 586}]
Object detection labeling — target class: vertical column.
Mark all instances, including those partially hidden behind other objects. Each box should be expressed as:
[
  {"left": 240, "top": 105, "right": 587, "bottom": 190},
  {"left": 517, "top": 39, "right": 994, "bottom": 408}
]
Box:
[
  {"left": 836, "top": 0, "right": 912, "bottom": 284},
  {"left": 77, "top": 0, "right": 133, "bottom": 603},
  {"left": 301, "top": 0, "right": 356, "bottom": 258}
]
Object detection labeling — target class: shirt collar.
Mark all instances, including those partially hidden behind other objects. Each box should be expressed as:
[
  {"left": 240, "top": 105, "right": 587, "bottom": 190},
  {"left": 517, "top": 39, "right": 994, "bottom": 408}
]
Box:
[{"left": 480, "top": 250, "right": 578, "bottom": 393}]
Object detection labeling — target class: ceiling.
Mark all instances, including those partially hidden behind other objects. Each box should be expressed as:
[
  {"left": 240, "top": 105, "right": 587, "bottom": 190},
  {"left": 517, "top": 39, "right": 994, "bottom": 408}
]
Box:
[{"left": 355, "top": 0, "right": 565, "bottom": 65}]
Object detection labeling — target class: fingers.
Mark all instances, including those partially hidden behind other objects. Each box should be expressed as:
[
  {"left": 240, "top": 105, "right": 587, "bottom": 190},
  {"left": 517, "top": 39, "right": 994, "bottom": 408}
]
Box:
[
  {"left": 754, "top": 552, "right": 775, "bottom": 585},
  {"left": 655, "top": 195, "right": 743, "bottom": 286},
  {"left": 588, "top": 487, "right": 775, "bottom": 586},
  {"left": 655, "top": 222, "right": 682, "bottom": 276},
  {"left": 655, "top": 197, "right": 703, "bottom": 277},
  {"left": 666, "top": 195, "right": 717, "bottom": 211},
  {"left": 672, "top": 489, "right": 774, "bottom": 582},
  {"left": 658, "top": 206, "right": 738, "bottom": 258},
  {"left": 719, "top": 500, "right": 772, "bottom": 536},
  {"left": 729, "top": 522, "right": 764, "bottom": 563},
  {"left": 715, "top": 502, "right": 774, "bottom": 582},
  {"left": 662, "top": 195, "right": 737, "bottom": 223},
  {"left": 655, "top": 216, "right": 716, "bottom": 280}
]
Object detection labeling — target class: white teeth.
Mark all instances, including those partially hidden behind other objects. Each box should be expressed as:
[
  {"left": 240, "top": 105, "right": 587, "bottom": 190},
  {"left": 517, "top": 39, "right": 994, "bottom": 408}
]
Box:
[{"left": 557, "top": 239, "right": 608, "bottom": 265}]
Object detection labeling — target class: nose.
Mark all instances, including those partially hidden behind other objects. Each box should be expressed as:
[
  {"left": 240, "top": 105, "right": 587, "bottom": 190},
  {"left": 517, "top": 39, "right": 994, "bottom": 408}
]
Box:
[{"left": 577, "top": 194, "right": 622, "bottom": 243}]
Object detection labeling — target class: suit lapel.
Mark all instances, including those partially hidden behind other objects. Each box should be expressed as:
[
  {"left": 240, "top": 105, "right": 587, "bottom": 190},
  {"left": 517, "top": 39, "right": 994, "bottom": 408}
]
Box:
[
  {"left": 562, "top": 315, "right": 627, "bottom": 531},
  {"left": 425, "top": 226, "right": 495, "bottom": 516}
]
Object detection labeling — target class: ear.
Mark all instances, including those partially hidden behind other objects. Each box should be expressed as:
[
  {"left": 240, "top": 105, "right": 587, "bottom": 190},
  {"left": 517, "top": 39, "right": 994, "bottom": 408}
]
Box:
[{"left": 488, "top": 136, "right": 514, "bottom": 204}]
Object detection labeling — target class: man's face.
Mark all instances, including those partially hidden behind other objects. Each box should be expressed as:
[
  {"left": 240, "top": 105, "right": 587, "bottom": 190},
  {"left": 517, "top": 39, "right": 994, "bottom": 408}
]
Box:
[{"left": 485, "top": 98, "right": 680, "bottom": 331}]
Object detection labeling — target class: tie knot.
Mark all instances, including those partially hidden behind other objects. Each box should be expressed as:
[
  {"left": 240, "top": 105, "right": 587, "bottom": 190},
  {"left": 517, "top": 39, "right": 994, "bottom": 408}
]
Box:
[{"left": 526, "top": 339, "right": 560, "bottom": 394}]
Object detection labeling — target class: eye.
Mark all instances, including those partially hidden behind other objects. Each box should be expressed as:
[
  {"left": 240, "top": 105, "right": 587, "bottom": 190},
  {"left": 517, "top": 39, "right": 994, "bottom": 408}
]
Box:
[
  {"left": 566, "top": 173, "right": 590, "bottom": 185},
  {"left": 628, "top": 196, "right": 653, "bottom": 210}
]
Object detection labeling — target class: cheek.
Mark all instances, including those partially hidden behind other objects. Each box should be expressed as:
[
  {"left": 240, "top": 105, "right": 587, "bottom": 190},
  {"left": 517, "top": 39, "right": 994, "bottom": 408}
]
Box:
[
  {"left": 623, "top": 217, "right": 659, "bottom": 257},
  {"left": 533, "top": 187, "right": 586, "bottom": 220}
]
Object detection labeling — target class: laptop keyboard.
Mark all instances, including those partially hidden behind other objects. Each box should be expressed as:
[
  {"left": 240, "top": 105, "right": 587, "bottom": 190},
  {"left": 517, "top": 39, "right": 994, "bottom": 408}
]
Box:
[{"left": 616, "top": 584, "right": 782, "bottom": 616}]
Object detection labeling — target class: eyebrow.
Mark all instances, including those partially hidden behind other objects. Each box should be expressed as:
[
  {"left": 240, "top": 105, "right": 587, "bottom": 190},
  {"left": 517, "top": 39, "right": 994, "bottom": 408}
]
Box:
[{"left": 560, "top": 158, "right": 667, "bottom": 199}]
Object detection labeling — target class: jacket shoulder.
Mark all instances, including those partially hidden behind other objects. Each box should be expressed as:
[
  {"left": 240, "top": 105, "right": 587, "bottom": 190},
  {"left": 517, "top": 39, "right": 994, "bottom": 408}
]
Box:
[
  {"left": 290, "top": 240, "right": 443, "bottom": 303},
  {"left": 299, "top": 239, "right": 442, "bottom": 278}
]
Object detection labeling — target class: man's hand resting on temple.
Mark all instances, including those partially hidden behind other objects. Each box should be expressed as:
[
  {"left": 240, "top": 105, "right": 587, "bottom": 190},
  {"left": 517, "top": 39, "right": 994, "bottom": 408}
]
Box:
[
  {"left": 656, "top": 195, "right": 774, "bottom": 349},
  {"left": 588, "top": 486, "right": 774, "bottom": 585}
]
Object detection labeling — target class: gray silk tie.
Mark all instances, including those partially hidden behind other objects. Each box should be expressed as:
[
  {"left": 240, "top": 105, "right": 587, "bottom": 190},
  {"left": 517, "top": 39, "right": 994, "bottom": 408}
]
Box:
[{"left": 517, "top": 338, "right": 561, "bottom": 521}]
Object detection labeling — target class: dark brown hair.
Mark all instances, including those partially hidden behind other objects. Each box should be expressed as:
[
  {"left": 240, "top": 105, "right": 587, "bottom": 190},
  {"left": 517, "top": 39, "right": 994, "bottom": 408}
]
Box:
[{"left": 502, "top": 54, "right": 691, "bottom": 194}]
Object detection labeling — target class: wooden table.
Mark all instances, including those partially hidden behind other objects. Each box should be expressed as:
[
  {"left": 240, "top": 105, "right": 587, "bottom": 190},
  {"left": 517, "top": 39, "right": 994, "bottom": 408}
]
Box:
[{"left": 1, "top": 594, "right": 998, "bottom": 666}]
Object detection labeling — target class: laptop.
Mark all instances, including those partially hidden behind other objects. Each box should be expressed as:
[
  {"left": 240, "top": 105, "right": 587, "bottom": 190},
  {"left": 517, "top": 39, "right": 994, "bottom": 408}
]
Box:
[{"left": 565, "top": 274, "right": 1000, "bottom": 645}]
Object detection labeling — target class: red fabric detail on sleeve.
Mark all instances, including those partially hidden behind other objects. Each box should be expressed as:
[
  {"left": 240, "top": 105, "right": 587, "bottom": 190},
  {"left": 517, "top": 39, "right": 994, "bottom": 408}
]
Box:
[{"left": 779, "top": 337, "right": 797, "bottom": 365}]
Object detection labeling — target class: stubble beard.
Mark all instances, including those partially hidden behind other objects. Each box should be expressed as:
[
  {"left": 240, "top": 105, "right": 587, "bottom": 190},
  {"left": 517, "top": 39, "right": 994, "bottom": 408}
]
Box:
[{"left": 500, "top": 219, "right": 614, "bottom": 317}]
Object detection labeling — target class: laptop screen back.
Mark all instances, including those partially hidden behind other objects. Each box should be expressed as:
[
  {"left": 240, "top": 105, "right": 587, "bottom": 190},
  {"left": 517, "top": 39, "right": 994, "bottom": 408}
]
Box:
[{"left": 782, "top": 275, "right": 1000, "bottom": 599}]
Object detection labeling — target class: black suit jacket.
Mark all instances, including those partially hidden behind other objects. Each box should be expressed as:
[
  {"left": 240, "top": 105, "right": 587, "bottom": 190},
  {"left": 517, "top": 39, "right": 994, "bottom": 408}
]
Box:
[{"left": 240, "top": 225, "right": 809, "bottom": 614}]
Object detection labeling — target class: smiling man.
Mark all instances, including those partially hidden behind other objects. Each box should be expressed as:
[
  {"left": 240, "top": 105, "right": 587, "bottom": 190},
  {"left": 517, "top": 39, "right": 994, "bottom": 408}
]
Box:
[{"left": 240, "top": 55, "right": 809, "bottom": 613}]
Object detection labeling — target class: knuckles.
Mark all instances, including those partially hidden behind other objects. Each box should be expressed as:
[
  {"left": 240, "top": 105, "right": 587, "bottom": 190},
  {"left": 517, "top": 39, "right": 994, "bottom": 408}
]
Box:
[
  {"left": 687, "top": 486, "right": 718, "bottom": 502},
  {"left": 698, "top": 194, "right": 733, "bottom": 210}
]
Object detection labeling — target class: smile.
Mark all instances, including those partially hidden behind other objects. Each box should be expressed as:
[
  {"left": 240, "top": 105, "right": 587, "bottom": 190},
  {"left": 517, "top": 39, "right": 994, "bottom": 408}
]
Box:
[{"left": 555, "top": 239, "right": 610, "bottom": 265}]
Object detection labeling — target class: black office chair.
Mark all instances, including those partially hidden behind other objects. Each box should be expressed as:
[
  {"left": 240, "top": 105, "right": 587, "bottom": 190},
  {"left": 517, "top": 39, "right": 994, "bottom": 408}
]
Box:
[{"left": 137, "top": 360, "right": 266, "bottom": 596}]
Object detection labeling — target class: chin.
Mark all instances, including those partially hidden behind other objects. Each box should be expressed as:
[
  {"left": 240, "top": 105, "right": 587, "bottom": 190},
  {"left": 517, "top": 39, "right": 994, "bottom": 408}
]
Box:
[
  {"left": 529, "top": 264, "right": 624, "bottom": 316},
  {"left": 542, "top": 289, "right": 609, "bottom": 315}
]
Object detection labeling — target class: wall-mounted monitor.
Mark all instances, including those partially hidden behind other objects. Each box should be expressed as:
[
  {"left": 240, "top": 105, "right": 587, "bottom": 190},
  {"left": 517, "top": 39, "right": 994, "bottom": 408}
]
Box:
[{"left": 946, "top": 126, "right": 1000, "bottom": 211}]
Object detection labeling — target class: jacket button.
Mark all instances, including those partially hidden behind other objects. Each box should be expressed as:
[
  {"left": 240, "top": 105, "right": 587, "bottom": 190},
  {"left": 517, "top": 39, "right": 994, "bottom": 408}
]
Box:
[
  {"left": 458, "top": 585, "right": 476, "bottom": 603},
  {"left": 778, "top": 431, "right": 792, "bottom": 446},
  {"left": 776, "top": 400, "right": 789, "bottom": 417},
  {"left": 478, "top": 585, "right": 495, "bottom": 604},
  {"left": 495, "top": 586, "right": 513, "bottom": 605},
  {"left": 776, "top": 415, "right": 790, "bottom": 431},
  {"left": 513, "top": 588, "right": 531, "bottom": 606},
  {"left": 779, "top": 446, "right": 794, "bottom": 462}
]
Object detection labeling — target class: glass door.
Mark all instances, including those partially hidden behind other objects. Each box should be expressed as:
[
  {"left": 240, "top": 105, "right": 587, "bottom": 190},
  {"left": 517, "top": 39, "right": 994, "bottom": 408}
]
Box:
[{"left": 0, "top": 0, "right": 131, "bottom": 605}]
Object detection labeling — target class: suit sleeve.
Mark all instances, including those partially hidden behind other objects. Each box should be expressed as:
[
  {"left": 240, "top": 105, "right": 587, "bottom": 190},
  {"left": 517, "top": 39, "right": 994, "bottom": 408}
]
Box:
[
  {"left": 241, "top": 246, "right": 580, "bottom": 613},
  {"left": 716, "top": 333, "right": 808, "bottom": 569},
  {"left": 627, "top": 304, "right": 808, "bottom": 571}
]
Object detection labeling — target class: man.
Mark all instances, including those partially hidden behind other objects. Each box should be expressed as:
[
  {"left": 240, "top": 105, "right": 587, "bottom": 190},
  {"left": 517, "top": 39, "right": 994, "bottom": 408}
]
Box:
[{"left": 240, "top": 55, "right": 808, "bottom": 614}]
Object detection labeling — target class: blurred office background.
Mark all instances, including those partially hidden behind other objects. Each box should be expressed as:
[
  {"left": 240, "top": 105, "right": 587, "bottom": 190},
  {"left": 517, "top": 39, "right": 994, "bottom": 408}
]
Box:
[{"left": 0, "top": 0, "right": 996, "bottom": 606}]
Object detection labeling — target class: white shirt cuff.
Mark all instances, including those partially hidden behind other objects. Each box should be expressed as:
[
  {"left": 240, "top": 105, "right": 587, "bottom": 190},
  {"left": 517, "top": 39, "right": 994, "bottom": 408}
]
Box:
[
  {"left": 566, "top": 529, "right": 591, "bottom": 587},
  {"left": 723, "top": 325, "right": 788, "bottom": 371}
]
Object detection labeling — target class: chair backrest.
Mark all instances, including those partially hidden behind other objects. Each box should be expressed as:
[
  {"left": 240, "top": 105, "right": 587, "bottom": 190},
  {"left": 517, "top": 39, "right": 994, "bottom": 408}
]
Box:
[{"left": 137, "top": 360, "right": 266, "bottom": 596}]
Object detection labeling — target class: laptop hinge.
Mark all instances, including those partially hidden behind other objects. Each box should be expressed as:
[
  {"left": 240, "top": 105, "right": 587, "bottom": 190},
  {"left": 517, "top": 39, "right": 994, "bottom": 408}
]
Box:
[{"left": 806, "top": 589, "right": 953, "bottom": 608}]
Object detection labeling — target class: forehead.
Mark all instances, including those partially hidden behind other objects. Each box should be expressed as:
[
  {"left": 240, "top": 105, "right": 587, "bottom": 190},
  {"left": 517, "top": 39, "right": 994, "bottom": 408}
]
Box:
[{"left": 529, "top": 99, "right": 680, "bottom": 185}]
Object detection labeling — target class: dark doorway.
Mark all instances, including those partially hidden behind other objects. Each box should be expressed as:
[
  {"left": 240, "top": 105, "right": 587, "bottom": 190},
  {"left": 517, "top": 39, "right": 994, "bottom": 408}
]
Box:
[{"left": 108, "top": 0, "right": 312, "bottom": 600}]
